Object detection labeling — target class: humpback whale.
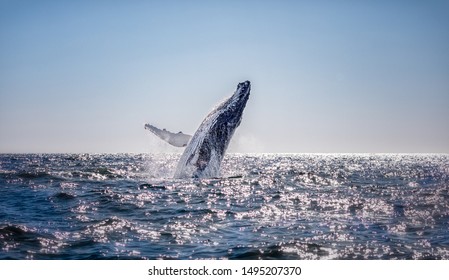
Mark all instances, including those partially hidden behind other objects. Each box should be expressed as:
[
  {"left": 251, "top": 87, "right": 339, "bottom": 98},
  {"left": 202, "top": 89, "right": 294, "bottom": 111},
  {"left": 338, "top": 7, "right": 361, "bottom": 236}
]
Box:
[{"left": 145, "top": 80, "right": 251, "bottom": 178}]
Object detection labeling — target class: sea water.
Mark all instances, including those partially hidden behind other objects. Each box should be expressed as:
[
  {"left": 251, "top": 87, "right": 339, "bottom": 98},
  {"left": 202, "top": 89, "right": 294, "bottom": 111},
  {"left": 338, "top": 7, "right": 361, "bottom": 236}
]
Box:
[{"left": 0, "top": 153, "right": 448, "bottom": 259}]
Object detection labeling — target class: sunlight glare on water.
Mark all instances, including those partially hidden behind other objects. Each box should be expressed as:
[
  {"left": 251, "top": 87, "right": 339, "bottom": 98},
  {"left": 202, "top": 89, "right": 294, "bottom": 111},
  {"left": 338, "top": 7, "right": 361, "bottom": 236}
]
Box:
[{"left": 0, "top": 153, "right": 448, "bottom": 259}]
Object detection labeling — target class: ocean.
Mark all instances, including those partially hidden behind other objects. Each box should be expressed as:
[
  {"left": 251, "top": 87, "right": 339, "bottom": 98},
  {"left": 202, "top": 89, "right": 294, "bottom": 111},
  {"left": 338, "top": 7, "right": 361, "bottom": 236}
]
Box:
[{"left": 0, "top": 153, "right": 448, "bottom": 260}]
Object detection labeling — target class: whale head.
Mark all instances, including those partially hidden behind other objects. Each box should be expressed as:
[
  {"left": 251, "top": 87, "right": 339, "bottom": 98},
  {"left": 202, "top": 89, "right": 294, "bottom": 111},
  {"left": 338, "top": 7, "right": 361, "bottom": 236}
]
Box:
[{"left": 219, "top": 80, "right": 251, "bottom": 128}]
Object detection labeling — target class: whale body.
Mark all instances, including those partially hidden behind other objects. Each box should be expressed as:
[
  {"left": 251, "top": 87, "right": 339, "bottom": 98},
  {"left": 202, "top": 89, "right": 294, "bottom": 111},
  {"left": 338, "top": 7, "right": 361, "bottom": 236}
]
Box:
[{"left": 145, "top": 81, "right": 251, "bottom": 178}]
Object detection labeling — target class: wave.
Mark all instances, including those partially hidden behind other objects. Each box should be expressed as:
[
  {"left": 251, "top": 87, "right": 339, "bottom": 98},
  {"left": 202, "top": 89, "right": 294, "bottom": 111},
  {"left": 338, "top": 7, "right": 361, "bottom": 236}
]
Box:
[
  {"left": 51, "top": 192, "right": 76, "bottom": 200},
  {"left": 1, "top": 154, "right": 448, "bottom": 260},
  {"left": 228, "top": 242, "right": 331, "bottom": 260}
]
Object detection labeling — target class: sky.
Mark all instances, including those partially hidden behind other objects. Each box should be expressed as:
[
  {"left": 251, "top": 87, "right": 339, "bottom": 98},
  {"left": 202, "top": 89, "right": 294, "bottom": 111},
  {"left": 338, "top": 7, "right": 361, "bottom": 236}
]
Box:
[{"left": 1, "top": 0, "right": 448, "bottom": 153}]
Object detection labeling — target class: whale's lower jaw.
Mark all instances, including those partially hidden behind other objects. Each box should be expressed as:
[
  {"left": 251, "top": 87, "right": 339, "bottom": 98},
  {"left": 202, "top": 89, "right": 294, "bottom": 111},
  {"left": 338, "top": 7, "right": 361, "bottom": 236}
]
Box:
[{"left": 173, "top": 81, "right": 250, "bottom": 179}]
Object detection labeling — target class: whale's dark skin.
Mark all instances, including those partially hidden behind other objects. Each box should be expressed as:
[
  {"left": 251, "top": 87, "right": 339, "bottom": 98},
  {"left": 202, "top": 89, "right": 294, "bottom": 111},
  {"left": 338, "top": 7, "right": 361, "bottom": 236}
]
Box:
[
  {"left": 174, "top": 81, "right": 251, "bottom": 178},
  {"left": 145, "top": 81, "right": 251, "bottom": 178}
]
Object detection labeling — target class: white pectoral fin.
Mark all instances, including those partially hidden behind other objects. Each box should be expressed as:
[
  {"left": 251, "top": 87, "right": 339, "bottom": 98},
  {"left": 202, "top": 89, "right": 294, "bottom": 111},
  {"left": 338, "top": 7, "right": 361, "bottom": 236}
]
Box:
[{"left": 145, "top": 123, "right": 192, "bottom": 147}]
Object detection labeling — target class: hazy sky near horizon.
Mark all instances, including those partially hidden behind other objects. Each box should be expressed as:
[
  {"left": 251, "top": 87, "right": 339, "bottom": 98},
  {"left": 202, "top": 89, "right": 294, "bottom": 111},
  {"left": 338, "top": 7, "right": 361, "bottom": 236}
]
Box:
[{"left": 1, "top": 0, "right": 448, "bottom": 153}]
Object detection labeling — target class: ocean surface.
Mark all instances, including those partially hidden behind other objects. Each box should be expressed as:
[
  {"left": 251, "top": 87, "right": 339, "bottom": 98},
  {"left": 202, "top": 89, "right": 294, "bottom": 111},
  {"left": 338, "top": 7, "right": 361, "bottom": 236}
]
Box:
[{"left": 0, "top": 153, "right": 448, "bottom": 260}]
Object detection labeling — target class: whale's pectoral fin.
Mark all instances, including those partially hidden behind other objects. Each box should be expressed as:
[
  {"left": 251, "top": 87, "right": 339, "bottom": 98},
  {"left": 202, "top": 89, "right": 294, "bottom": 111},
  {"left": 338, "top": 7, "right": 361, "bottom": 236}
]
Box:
[{"left": 145, "top": 123, "right": 192, "bottom": 147}]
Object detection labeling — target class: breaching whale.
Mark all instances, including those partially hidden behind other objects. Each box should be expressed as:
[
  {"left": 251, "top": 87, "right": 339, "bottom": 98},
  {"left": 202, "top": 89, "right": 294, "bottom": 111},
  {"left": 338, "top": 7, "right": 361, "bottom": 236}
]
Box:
[{"left": 145, "top": 80, "right": 251, "bottom": 178}]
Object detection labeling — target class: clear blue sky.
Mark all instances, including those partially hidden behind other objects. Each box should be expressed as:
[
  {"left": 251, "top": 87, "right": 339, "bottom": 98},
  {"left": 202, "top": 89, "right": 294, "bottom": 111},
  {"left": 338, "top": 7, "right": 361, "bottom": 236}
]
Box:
[{"left": 1, "top": 0, "right": 448, "bottom": 153}]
